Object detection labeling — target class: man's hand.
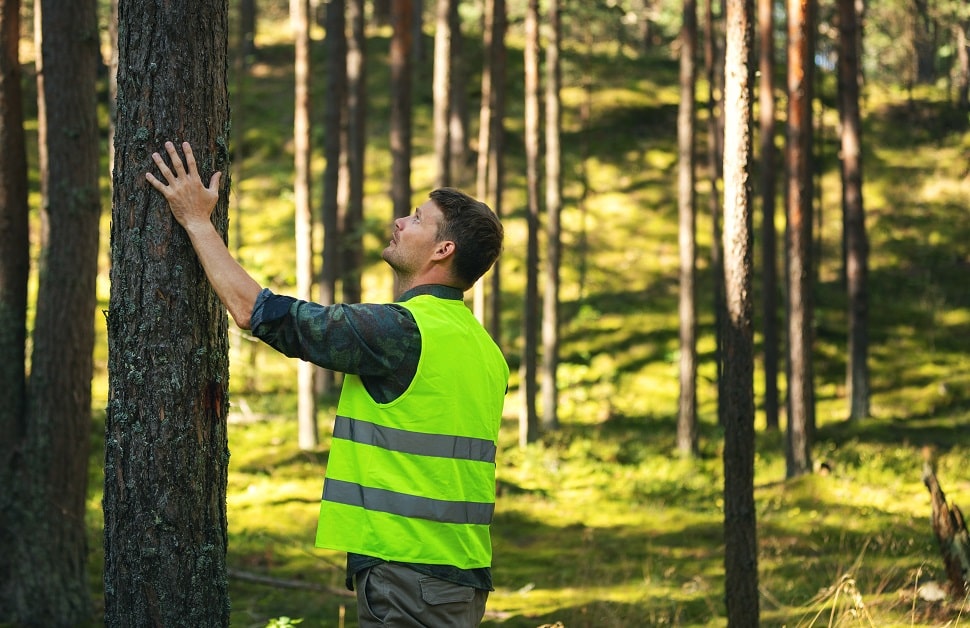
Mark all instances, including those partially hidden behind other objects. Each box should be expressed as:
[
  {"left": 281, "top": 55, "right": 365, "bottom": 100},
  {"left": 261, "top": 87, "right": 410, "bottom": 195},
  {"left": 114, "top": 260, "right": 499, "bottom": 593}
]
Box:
[{"left": 146, "top": 141, "right": 222, "bottom": 232}]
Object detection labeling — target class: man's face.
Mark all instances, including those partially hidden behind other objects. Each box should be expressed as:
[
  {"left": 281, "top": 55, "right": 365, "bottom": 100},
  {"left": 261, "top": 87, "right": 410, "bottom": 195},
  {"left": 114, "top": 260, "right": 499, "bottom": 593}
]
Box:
[{"left": 382, "top": 199, "right": 445, "bottom": 276}]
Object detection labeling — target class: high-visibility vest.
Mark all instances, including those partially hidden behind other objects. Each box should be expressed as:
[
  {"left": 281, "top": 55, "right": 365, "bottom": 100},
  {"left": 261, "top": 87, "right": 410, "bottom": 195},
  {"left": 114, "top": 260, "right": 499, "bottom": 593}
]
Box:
[{"left": 315, "top": 294, "right": 509, "bottom": 569}]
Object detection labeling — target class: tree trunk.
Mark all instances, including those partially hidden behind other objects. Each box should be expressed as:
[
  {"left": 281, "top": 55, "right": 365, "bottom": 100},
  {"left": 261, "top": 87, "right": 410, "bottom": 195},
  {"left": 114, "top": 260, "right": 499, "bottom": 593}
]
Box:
[
  {"left": 293, "top": 0, "right": 318, "bottom": 448},
  {"left": 343, "top": 0, "right": 365, "bottom": 304},
  {"left": 390, "top": 0, "right": 413, "bottom": 224},
  {"left": 956, "top": 22, "right": 969, "bottom": 110},
  {"left": 320, "top": 0, "right": 346, "bottom": 393},
  {"left": 677, "top": 0, "right": 698, "bottom": 457},
  {"left": 541, "top": 0, "right": 562, "bottom": 433},
  {"left": 838, "top": 0, "right": 869, "bottom": 421},
  {"left": 1, "top": 0, "right": 101, "bottom": 623},
  {"left": 703, "top": 0, "right": 726, "bottom": 426},
  {"left": 487, "top": 0, "right": 506, "bottom": 345},
  {"left": 722, "top": 0, "right": 759, "bottom": 621},
  {"left": 0, "top": 0, "right": 30, "bottom": 617},
  {"left": 474, "top": 0, "right": 498, "bottom": 329},
  {"left": 105, "top": 1, "right": 232, "bottom": 625},
  {"left": 447, "top": 0, "right": 469, "bottom": 187},
  {"left": 520, "top": 0, "right": 541, "bottom": 447},
  {"left": 432, "top": 0, "right": 452, "bottom": 187},
  {"left": 758, "top": 0, "right": 780, "bottom": 432},
  {"left": 239, "top": 0, "right": 257, "bottom": 58},
  {"left": 786, "top": 0, "right": 816, "bottom": 478}
]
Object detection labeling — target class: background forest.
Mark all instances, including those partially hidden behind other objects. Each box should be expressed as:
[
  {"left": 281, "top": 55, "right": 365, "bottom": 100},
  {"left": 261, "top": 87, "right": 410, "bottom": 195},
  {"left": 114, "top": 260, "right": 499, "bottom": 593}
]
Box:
[{"left": 2, "top": 0, "right": 970, "bottom": 626}]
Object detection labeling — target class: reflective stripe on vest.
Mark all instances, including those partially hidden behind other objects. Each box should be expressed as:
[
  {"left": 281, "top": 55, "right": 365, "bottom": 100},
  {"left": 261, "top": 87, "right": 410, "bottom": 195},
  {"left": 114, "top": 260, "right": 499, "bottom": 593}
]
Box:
[
  {"left": 332, "top": 415, "right": 497, "bottom": 463},
  {"left": 323, "top": 478, "right": 495, "bottom": 525}
]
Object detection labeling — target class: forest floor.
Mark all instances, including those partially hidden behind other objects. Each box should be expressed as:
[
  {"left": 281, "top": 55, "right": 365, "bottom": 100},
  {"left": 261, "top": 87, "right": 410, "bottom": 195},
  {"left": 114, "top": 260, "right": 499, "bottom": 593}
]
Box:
[{"left": 74, "top": 16, "right": 970, "bottom": 628}]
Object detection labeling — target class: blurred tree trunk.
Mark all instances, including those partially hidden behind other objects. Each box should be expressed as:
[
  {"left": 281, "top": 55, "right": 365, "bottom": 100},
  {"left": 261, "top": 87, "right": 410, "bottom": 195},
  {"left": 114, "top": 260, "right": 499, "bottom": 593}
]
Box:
[
  {"left": 785, "top": 0, "right": 816, "bottom": 478},
  {"left": 320, "top": 0, "right": 346, "bottom": 393},
  {"left": 838, "top": 0, "right": 869, "bottom": 422},
  {"left": 390, "top": 0, "right": 413, "bottom": 226},
  {"left": 447, "top": 0, "right": 469, "bottom": 187},
  {"left": 0, "top": 0, "right": 30, "bottom": 617},
  {"left": 703, "top": 0, "right": 726, "bottom": 425},
  {"left": 758, "top": 0, "right": 780, "bottom": 431},
  {"left": 432, "top": 0, "right": 452, "bottom": 186},
  {"left": 342, "top": 0, "right": 365, "bottom": 304},
  {"left": 1, "top": 0, "right": 100, "bottom": 623},
  {"left": 487, "top": 0, "right": 506, "bottom": 344},
  {"left": 104, "top": 0, "right": 231, "bottom": 625},
  {"left": 373, "top": 0, "right": 390, "bottom": 26},
  {"left": 520, "top": 0, "right": 540, "bottom": 446},
  {"left": 474, "top": 0, "right": 505, "bottom": 338},
  {"left": 956, "top": 22, "right": 969, "bottom": 110},
  {"left": 677, "top": 0, "right": 698, "bottom": 456},
  {"left": 721, "top": 0, "right": 758, "bottom": 620},
  {"left": 240, "top": 0, "right": 256, "bottom": 57},
  {"left": 542, "top": 0, "right": 561, "bottom": 433},
  {"left": 293, "top": 0, "right": 318, "bottom": 448}
]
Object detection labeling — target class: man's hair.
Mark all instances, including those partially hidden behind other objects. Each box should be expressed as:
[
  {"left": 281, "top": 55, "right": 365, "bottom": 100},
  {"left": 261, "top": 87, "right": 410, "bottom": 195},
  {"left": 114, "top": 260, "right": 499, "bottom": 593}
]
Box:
[{"left": 430, "top": 187, "right": 504, "bottom": 290}]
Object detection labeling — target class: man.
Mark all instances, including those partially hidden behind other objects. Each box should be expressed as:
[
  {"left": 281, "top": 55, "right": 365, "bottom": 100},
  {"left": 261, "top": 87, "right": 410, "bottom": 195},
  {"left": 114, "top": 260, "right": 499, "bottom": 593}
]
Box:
[{"left": 147, "top": 141, "right": 509, "bottom": 627}]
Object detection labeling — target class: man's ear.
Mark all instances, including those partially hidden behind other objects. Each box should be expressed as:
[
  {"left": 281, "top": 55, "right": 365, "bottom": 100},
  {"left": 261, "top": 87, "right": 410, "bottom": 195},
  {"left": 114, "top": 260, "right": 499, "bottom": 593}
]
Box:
[{"left": 432, "top": 240, "right": 456, "bottom": 260}]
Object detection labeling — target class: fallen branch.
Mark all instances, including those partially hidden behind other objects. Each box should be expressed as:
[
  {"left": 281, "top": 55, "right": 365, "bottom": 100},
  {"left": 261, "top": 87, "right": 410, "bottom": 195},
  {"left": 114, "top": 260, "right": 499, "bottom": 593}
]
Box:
[
  {"left": 922, "top": 460, "right": 970, "bottom": 598},
  {"left": 228, "top": 568, "right": 355, "bottom": 598}
]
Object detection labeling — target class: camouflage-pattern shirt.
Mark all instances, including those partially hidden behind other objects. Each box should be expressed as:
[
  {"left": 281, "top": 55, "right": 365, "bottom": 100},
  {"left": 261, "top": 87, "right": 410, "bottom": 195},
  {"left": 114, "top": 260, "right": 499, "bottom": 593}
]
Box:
[{"left": 250, "top": 284, "right": 493, "bottom": 592}]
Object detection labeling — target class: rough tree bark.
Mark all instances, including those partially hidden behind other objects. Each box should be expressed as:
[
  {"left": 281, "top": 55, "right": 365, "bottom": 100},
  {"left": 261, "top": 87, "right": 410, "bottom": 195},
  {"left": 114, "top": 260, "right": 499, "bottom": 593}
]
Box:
[{"left": 104, "top": 0, "right": 232, "bottom": 625}]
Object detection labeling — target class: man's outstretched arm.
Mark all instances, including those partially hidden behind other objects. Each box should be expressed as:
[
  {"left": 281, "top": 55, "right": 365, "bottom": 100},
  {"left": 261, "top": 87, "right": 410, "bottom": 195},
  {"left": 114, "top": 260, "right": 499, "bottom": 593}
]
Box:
[{"left": 146, "top": 141, "right": 262, "bottom": 330}]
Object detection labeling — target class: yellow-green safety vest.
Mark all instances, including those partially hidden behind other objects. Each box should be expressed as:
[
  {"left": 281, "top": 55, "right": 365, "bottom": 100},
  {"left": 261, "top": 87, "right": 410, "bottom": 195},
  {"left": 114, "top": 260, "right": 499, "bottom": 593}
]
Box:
[{"left": 315, "top": 294, "right": 509, "bottom": 569}]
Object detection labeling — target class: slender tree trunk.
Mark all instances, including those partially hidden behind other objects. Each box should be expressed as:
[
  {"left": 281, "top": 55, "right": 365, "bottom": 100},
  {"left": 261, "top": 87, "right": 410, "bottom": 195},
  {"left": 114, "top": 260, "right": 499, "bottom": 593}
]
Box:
[
  {"left": 487, "top": 0, "right": 506, "bottom": 345},
  {"left": 293, "top": 0, "right": 318, "bottom": 448},
  {"left": 447, "top": 0, "right": 469, "bottom": 187},
  {"left": 677, "top": 0, "right": 698, "bottom": 456},
  {"left": 474, "top": 0, "right": 497, "bottom": 326},
  {"left": 0, "top": 0, "right": 31, "bottom": 617},
  {"left": 785, "top": 0, "right": 816, "bottom": 477},
  {"left": 758, "top": 0, "right": 780, "bottom": 431},
  {"left": 432, "top": 0, "right": 452, "bottom": 187},
  {"left": 390, "top": 0, "right": 413, "bottom": 224},
  {"left": 320, "top": 0, "right": 346, "bottom": 393},
  {"left": 520, "top": 0, "right": 541, "bottom": 446},
  {"left": 956, "top": 22, "right": 969, "bottom": 110},
  {"left": 542, "top": 0, "right": 562, "bottom": 433},
  {"left": 722, "top": 0, "right": 758, "bottom": 619},
  {"left": 240, "top": 0, "right": 257, "bottom": 57},
  {"left": 343, "top": 0, "right": 365, "bottom": 304},
  {"left": 704, "top": 0, "right": 726, "bottom": 425},
  {"left": 105, "top": 0, "right": 232, "bottom": 624},
  {"left": 2, "top": 0, "right": 101, "bottom": 622},
  {"left": 838, "top": 0, "right": 869, "bottom": 421}
]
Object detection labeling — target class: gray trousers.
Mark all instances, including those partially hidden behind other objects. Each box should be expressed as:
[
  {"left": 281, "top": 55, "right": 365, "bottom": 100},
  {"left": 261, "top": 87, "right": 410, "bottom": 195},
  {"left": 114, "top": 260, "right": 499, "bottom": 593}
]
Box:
[{"left": 355, "top": 562, "right": 488, "bottom": 627}]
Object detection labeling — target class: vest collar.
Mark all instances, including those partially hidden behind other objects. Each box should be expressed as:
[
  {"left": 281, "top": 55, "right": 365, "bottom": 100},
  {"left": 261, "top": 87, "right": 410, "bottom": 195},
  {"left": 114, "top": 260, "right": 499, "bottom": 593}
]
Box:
[{"left": 398, "top": 284, "right": 464, "bottom": 302}]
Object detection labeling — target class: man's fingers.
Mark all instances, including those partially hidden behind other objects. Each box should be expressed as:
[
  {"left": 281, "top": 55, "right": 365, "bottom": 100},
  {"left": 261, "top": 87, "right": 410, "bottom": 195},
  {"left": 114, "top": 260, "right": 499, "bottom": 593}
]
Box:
[
  {"left": 165, "top": 141, "right": 186, "bottom": 174},
  {"left": 150, "top": 150, "right": 175, "bottom": 183},
  {"left": 207, "top": 171, "right": 223, "bottom": 193},
  {"left": 145, "top": 171, "right": 166, "bottom": 192},
  {"left": 181, "top": 141, "right": 201, "bottom": 177}
]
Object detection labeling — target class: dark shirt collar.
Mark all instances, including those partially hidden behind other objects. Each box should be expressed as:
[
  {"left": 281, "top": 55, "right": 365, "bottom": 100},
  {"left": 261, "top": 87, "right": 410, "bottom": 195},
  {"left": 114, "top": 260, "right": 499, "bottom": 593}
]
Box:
[{"left": 398, "top": 284, "right": 464, "bottom": 302}]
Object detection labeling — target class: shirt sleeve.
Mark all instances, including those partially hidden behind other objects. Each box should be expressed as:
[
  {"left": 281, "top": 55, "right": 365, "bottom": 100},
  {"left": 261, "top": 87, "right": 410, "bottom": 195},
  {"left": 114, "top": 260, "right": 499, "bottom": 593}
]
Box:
[{"left": 250, "top": 288, "right": 419, "bottom": 377}]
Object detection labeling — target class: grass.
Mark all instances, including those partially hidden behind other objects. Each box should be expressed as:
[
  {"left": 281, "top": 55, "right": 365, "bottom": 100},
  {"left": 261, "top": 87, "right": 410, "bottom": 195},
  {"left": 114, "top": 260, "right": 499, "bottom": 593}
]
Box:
[{"left": 66, "top": 9, "right": 970, "bottom": 628}]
